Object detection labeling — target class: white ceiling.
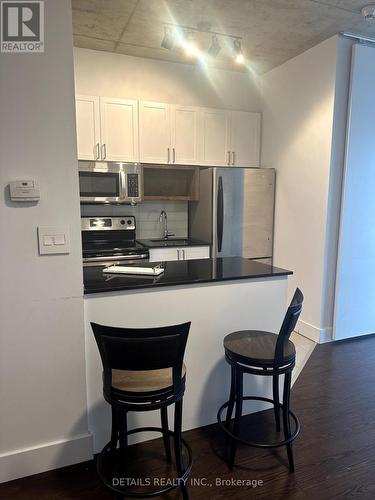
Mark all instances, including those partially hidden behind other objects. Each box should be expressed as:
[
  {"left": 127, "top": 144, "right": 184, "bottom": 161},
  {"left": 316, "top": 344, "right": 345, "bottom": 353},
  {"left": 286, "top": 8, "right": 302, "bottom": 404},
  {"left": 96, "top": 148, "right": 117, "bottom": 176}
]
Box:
[{"left": 72, "top": 0, "right": 375, "bottom": 73}]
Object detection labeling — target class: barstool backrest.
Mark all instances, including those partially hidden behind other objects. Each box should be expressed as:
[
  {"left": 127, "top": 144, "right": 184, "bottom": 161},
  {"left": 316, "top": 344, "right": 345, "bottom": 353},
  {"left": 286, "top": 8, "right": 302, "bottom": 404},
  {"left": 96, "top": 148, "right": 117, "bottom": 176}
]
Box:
[
  {"left": 274, "top": 288, "right": 304, "bottom": 365},
  {"left": 91, "top": 321, "right": 191, "bottom": 394}
]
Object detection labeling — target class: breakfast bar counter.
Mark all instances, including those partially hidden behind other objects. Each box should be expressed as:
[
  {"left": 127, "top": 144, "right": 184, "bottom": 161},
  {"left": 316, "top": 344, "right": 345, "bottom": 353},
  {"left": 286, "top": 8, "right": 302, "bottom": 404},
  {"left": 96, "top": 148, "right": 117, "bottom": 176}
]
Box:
[
  {"left": 83, "top": 257, "right": 292, "bottom": 294},
  {"left": 84, "top": 258, "right": 293, "bottom": 453}
]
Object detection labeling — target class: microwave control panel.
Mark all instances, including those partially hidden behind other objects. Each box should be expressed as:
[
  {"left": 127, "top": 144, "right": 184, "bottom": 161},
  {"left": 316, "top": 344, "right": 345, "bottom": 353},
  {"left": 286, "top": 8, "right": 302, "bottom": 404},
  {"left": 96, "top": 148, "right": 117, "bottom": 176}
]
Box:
[{"left": 127, "top": 173, "right": 139, "bottom": 198}]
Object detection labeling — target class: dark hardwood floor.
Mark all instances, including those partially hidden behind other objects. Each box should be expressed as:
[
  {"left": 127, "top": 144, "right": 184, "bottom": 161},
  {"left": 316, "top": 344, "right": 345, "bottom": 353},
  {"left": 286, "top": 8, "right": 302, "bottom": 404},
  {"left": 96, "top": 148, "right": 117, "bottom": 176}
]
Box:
[{"left": 3, "top": 334, "right": 375, "bottom": 500}]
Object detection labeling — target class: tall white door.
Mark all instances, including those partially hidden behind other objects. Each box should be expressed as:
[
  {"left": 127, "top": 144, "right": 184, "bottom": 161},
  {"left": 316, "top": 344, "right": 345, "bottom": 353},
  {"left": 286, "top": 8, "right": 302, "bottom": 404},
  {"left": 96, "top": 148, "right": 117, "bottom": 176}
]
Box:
[
  {"left": 100, "top": 97, "right": 139, "bottom": 162},
  {"left": 75, "top": 95, "right": 101, "bottom": 160},
  {"left": 139, "top": 101, "right": 171, "bottom": 164},
  {"left": 230, "top": 111, "right": 261, "bottom": 167},
  {"left": 333, "top": 44, "right": 375, "bottom": 340},
  {"left": 200, "top": 108, "right": 231, "bottom": 166},
  {"left": 171, "top": 105, "right": 201, "bottom": 165}
]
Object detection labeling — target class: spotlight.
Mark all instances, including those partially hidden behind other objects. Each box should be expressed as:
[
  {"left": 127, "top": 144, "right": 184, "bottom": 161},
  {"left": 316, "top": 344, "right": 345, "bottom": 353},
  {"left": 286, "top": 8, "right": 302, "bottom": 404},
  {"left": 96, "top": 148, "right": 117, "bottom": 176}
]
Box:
[
  {"left": 208, "top": 34, "right": 221, "bottom": 58},
  {"left": 183, "top": 32, "right": 199, "bottom": 58},
  {"left": 161, "top": 26, "right": 175, "bottom": 50},
  {"left": 361, "top": 5, "right": 375, "bottom": 20},
  {"left": 235, "top": 52, "right": 245, "bottom": 64},
  {"left": 233, "top": 39, "right": 245, "bottom": 64}
]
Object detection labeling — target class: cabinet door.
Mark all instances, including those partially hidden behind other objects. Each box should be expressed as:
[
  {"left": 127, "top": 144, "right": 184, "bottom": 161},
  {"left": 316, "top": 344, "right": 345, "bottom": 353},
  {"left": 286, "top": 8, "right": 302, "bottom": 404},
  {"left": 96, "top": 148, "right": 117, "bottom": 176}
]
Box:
[
  {"left": 171, "top": 105, "right": 201, "bottom": 165},
  {"left": 75, "top": 95, "right": 101, "bottom": 160},
  {"left": 230, "top": 111, "right": 261, "bottom": 167},
  {"left": 99, "top": 97, "right": 139, "bottom": 162},
  {"left": 200, "top": 108, "right": 230, "bottom": 166},
  {"left": 149, "top": 248, "right": 179, "bottom": 262},
  {"left": 182, "top": 246, "right": 210, "bottom": 260},
  {"left": 139, "top": 101, "right": 171, "bottom": 164}
]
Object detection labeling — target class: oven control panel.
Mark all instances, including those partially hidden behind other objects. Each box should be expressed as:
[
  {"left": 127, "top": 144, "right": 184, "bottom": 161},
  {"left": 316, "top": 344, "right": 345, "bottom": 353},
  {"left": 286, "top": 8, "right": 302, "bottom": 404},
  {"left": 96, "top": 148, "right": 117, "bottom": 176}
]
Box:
[{"left": 81, "top": 216, "right": 135, "bottom": 231}]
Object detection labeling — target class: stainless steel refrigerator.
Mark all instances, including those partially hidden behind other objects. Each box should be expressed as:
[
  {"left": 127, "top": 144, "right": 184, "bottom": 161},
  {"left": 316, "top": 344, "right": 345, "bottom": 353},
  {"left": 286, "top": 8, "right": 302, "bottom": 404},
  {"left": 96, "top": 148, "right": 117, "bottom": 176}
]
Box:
[{"left": 189, "top": 167, "right": 275, "bottom": 263}]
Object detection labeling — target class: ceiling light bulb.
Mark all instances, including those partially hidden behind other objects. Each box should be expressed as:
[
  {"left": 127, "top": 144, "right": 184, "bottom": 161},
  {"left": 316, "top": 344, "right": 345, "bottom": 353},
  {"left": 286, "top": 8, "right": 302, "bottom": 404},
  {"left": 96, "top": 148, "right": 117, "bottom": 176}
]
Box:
[
  {"left": 208, "top": 34, "right": 221, "bottom": 58},
  {"left": 183, "top": 32, "right": 199, "bottom": 58},
  {"left": 235, "top": 52, "right": 245, "bottom": 64},
  {"left": 185, "top": 42, "right": 199, "bottom": 57},
  {"left": 161, "top": 26, "right": 175, "bottom": 50},
  {"left": 233, "top": 39, "right": 245, "bottom": 64}
]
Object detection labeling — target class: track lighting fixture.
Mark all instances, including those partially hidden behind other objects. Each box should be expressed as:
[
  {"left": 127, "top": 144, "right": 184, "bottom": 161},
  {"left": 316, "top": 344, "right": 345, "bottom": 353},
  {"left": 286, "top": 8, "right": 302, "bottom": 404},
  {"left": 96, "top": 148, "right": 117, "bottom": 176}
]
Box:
[{"left": 160, "top": 23, "right": 245, "bottom": 64}]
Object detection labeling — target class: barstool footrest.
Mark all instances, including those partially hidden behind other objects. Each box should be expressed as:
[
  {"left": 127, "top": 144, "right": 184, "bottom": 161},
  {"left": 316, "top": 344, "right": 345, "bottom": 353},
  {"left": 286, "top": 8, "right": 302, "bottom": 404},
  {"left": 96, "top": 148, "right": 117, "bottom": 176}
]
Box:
[
  {"left": 97, "top": 426, "right": 193, "bottom": 498},
  {"left": 217, "top": 396, "right": 300, "bottom": 449}
]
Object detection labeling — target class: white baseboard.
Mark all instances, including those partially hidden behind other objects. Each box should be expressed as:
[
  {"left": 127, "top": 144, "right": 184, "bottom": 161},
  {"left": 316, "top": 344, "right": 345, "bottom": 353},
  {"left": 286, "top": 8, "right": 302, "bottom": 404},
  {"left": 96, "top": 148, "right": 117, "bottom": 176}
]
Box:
[
  {"left": 0, "top": 433, "right": 93, "bottom": 484},
  {"left": 296, "top": 319, "right": 332, "bottom": 344}
]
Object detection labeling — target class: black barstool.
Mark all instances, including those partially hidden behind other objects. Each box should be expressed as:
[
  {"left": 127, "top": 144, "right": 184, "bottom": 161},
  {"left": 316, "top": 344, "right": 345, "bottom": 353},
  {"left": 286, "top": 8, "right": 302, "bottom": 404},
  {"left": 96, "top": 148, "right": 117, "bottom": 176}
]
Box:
[
  {"left": 91, "top": 321, "right": 192, "bottom": 499},
  {"left": 217, "top": 288, "right": 303, "bottom": 472}
]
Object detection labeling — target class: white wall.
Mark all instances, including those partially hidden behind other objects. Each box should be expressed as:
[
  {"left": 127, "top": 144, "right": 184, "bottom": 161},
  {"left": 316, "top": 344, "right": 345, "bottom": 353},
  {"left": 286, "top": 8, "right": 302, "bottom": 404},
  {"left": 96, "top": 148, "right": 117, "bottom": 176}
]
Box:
[
  {"left": 333, "top": 44, "right": 375, "bottom": 340},
  {"left": 0, "top": 0, "right": 91, "bottom": 483},
  {"left": 261, "top": 36, "right": 352, "bottom": 342},
  {"left": 73, "top": 47, "right": 262, "bottom": 111}
]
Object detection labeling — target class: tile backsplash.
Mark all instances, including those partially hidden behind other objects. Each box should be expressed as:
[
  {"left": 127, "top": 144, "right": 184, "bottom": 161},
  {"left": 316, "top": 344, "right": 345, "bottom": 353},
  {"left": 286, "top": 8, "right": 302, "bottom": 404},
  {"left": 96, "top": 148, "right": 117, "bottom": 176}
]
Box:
[{"left": 80, "top": 201, "right": 188, "bottom": 240}]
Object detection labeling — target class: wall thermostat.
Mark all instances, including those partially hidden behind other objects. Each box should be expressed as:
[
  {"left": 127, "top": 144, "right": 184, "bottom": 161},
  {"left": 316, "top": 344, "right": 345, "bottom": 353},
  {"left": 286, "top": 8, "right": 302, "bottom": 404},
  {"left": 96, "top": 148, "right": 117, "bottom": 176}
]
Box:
[{"left": 10, "top": 180, "right": 40, "bottom": 202}]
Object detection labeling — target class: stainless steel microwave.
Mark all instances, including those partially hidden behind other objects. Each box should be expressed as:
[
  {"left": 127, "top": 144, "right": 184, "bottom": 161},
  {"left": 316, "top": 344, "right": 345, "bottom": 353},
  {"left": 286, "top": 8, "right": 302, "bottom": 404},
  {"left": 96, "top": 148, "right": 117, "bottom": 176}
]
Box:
[{"left": 78, "top": 162, "right": 142, "bottom": 204}]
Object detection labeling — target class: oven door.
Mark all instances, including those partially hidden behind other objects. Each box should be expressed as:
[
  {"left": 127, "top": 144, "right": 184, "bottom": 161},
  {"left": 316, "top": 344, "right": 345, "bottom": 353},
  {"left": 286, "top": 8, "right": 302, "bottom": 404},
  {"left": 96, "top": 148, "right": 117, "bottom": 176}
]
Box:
[{"left": 79, "top": 170, "right": 123, "bottom": 203}]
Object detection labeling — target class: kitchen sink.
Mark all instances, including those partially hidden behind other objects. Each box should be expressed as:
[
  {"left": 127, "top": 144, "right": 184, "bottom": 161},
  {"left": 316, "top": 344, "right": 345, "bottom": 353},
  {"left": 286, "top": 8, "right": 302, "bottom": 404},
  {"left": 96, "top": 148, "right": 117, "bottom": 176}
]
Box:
[{"left": 150, "top": 238, "right": 190, "bottom": 245}]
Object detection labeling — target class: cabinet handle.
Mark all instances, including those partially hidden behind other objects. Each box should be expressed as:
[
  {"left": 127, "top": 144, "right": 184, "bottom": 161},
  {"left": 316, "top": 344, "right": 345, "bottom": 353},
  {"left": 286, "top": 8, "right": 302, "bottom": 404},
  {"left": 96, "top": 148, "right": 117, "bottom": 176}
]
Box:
[
  {"left": 173, "top": 147, "right": 176, "bottom": 163},
  {"left": 181, "top": 249, "right": 185, "bottom": 260},
  {"left": 95, "top": 143, "right": 100, "bottom": 160},
  {"left": 177, "top": 249, "right": 180, "bottom": 260},
  {"left": 227, "top": 151, "right": 231, "bottom": 165},
  {"left": 167, "top": 148, "right": 170, "bottom": 163},
  {"left": 232, "top": 151, "right": 235, "bottom": 165},
  {"left": 102, "top": 143, "right": 106, "bottom": 160}
]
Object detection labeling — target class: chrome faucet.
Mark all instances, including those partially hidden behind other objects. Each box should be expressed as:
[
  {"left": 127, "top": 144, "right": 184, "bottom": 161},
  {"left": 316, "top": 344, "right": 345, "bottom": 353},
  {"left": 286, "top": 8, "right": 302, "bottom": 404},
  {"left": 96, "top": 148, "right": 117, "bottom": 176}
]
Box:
[{"left": 159, "top": 210, "right": 174, "bottom": 240}]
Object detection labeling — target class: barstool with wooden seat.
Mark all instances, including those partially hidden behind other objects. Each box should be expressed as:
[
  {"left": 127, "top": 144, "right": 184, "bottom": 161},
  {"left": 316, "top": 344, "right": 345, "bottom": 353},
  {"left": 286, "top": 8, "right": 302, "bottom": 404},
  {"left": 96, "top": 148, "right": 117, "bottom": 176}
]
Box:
[
  {"left": 91, "top": 321, "right": 192, "bottom": 499},
  {"left": 217, "top": 288, "right": 303, "bottom": 472}
]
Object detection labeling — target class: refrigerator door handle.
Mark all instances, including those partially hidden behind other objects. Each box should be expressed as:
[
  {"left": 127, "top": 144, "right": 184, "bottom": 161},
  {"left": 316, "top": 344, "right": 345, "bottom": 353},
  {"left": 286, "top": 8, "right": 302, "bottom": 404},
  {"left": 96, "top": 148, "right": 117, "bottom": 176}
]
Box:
[{"left": 217, "top": 175, "right": 224, "bottom": 253}]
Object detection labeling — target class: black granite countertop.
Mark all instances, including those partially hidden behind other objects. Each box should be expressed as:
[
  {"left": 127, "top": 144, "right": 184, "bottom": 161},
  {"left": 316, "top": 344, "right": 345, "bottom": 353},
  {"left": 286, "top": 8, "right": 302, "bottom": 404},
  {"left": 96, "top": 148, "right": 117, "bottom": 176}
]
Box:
[
  {"left": 137, "top": 238, "right": 210, "bottom": 248},
  {"left": 83, "top": 257, "right": 292, "bottom": 295}
]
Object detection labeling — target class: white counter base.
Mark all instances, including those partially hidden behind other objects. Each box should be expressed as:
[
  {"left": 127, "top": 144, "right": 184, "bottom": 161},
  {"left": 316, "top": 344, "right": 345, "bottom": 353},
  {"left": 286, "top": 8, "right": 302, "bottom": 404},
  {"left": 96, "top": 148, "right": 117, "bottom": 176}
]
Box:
[{"left": 84, "top": 277, "right": 289, "bottom": 453}]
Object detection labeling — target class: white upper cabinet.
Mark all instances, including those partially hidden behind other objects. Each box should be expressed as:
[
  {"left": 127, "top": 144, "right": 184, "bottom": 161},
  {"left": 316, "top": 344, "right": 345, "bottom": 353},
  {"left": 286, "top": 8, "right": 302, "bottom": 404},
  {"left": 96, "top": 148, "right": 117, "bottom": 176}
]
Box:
[
  {"left": 100, "top": 97, "right": 139, "bottom": 162},
  {"left": 139, "top": 103, "right": 200, "bottom": 165},
  {"left": 139, "top": 101, "right": 171, "bottom": 164},
  {"left": 200, "top": 108, "right": 231, "bottom": 166},
  {"left": 76, "top": 94, "right": 261, "bottom": 167},
  {"left": 230, "top": 111, "right": 261, "bottom": 167},
  {"left": 75, "top": 95, "right": 138, "bottom": 162},
  {"left": 171, "top": 105, "right": 201, "bottom": 165},
  {"left": 75, "top": 95, "right": 101, "bottom": 160}
]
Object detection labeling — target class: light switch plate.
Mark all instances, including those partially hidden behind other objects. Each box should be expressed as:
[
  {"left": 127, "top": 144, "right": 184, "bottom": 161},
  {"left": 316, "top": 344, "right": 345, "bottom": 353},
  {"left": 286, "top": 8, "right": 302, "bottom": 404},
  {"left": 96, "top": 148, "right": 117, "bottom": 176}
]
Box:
[{"left": 38, "top": 226, "right": 70, "bottom": 255}]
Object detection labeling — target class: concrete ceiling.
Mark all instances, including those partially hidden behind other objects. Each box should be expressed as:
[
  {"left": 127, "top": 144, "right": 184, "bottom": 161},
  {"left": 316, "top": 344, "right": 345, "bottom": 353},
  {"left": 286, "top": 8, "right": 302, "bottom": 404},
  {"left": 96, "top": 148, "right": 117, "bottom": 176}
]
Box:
[{"left": 72, "top": 0, "right": 375, "bottom": 73}]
